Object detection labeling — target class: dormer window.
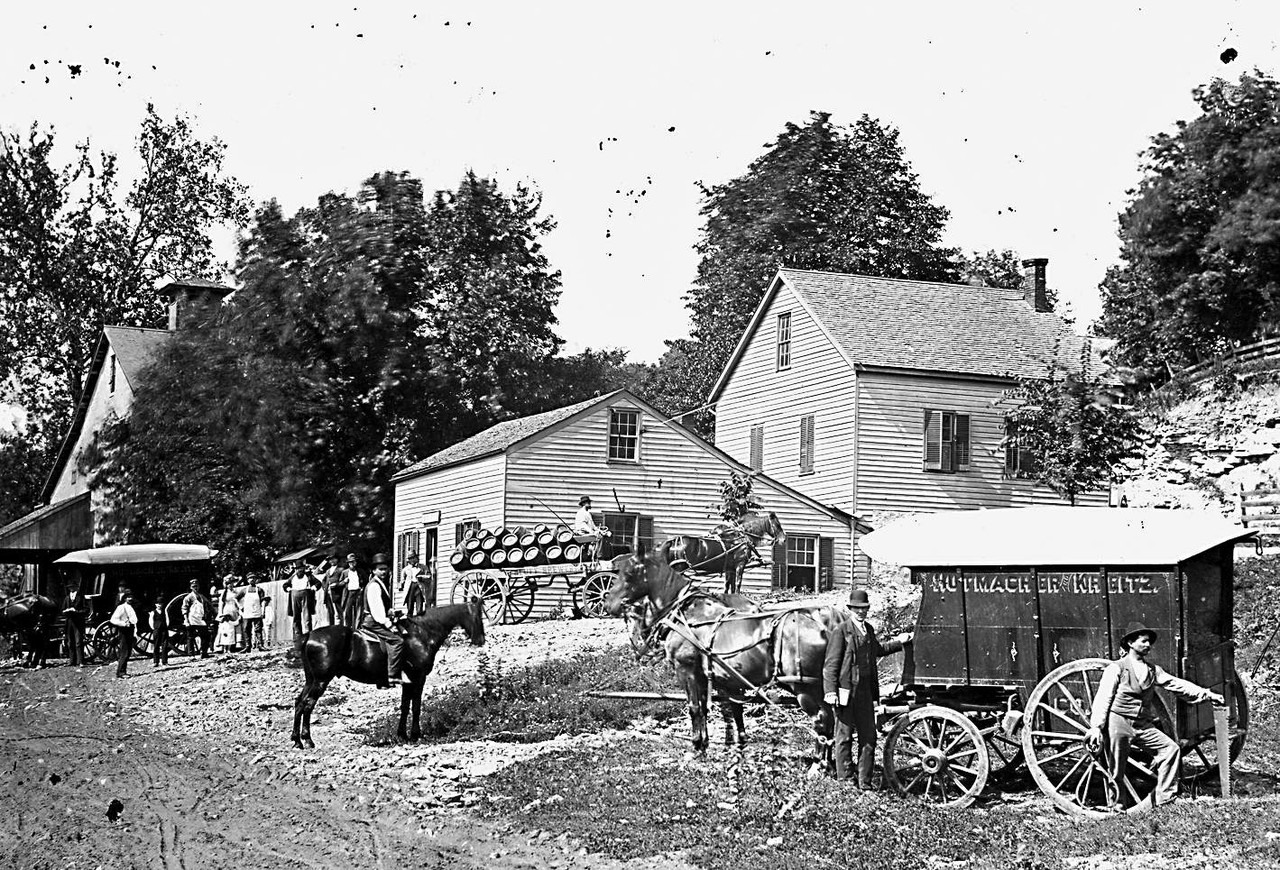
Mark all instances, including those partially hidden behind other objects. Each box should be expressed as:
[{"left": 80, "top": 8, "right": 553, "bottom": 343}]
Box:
[{"left": 776, "top": 312, "right": 792, "bottom": 370}]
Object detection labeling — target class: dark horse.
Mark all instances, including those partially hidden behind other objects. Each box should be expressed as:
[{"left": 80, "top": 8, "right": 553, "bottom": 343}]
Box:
[
  {"left": 660, "top": 511, "right": 785, "bottom": 596},
  {"left": 606, "top": 545, "right": 846, "bottom": 760},
  {"left": 292, "top": 598, "right": 485, "bottom": 749},
  {"left": 0, "top": 593, "right": 58, "bottom": 667}
]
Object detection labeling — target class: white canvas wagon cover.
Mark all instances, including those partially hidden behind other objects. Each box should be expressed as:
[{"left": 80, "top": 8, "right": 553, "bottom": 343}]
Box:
[
  {"left": 859, "top": 507, "right": 1254, "bottom": 568},
  {"left": 54, "top": 543, "right": 218, "bottom": 565}
]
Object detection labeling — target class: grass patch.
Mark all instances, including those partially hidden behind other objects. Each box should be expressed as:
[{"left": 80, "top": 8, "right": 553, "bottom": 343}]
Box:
[
  {"left": 479, "top": 738, "right": 1280, "bottom": 870},
  {"left": 359, "top": 647, "right": 678, "bottom": 745}
]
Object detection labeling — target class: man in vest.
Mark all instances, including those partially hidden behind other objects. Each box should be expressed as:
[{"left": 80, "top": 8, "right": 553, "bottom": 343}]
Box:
[
  {"left": 822, "top": 589, "right": 913, "bottom": 786},
  {"left": 1085, "top": 622, "right": 1224, "bottom": 807},
  {"left": 361, "top": 552, "right": 408, "bottom": 686},
  {"left": 341, "top": 553, "right": 365, "bottom": 627},
  {"left": 60, "top": 570, "right": 90, "bottom": 666}
]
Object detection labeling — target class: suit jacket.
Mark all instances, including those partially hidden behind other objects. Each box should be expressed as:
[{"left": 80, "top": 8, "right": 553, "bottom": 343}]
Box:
[{"left": 822, "top": 619, "right": 903, "bottom": 703}]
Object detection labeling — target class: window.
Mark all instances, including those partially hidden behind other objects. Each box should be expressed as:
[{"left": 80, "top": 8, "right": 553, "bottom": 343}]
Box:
[
  {"left": 1004, "top": 419, "right": 1037, "bottom": 477},
  {"left": 749, "top": 425, "right": 764, "bottom": 471},
  {"left": 799, "top": 414, "right": 815, "bottom": 475},
  {"left": 776, "top": 312, "right": 792, "bottom": 370},
  {"left": 109, "top": 353, "right": 116, "bottom": 394},
  {"left": 608, "top": 408, "right": 640, "bottom": 461},
  {"left": 600, "top": 512, "right": 654, "bottom": 558},
  {"left": 772, "top": 535, "right": 834, "bottom": 592},
  {"left": 923, "top": 409, "right": 970, "bottom": 472},
  {"left": 397, "top": 529, "right": 421, "bottom": 581},
  {"left": 455, "top": 518, "right": 481, "bottom": 545}
]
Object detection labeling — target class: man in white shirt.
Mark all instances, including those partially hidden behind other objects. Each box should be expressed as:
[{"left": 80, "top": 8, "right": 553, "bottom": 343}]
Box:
[
  {"left": 239, "top": 577, "right": 266, "bottom": 651},
  {"left": 341, "top": 553, "right": 364, "bottom": 627},
  {"left": 110, "top": 589, "right": 139, "bottom": 678},
  {"left": 182, "top": 579, "right": 213, "bottom": 659},
  {"left": 572, "top": 495, "right": 610, "bottom": 560},
  {"left": 360, "top": 553, "right": 408, "bottom": 686}
]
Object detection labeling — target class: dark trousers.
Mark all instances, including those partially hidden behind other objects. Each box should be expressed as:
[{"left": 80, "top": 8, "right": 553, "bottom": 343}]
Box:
[
  {"left": 342, "top": 590, "right": 362, "bottom": 627},
  {"left": 152, "top": 627, "right": 169, "bottom": 665},
  {"left": 833, "top": 684, "right": 877, "bottom": 786},
  {"left": 242, "top": 617, "right": 263, "bottom": 650},
  {"left": 116, "top": 625, "right": 134, "bottom": 677},
  {"left": 359, "top": 616, "right": 405, "bottom": 684},
  {"left": 329, "top": 587, "right": 347, "bottom": 625},
  {"left": 65, "top": 618, "right": 85, "bottom": 666},
  {"left": 186, "top": 625, "right": 211, "bottom": 657},
  {"left": 290, "top": 591, "right": 313, "bottom": 644}
]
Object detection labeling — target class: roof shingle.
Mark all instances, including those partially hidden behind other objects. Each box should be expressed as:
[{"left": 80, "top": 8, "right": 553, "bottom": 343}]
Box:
[{"left": 104, "top": 326, "right": 171, "bottom": 389}]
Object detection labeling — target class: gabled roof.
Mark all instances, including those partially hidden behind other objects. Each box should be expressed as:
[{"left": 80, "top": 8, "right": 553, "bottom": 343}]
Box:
[
  {"left": 103, "top": 326, "right": 171, "bottom": 391},
  {"left": 393, "top": 392, "right": 623, "bottom": 481},
  {"left": 710, "top": 269, "right": 1109, "bottom": 401},
  {"left": 393, "top": 389, "right": 858, "bottom": 527}
]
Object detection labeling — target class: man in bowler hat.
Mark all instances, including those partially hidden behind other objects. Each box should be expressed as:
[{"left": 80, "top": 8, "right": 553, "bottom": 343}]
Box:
[
  {"left": 360, "top": 553, "right": 408, "bottom": 686},
  {"left": 822, "top": 589, "right": 913, "bottom": 786},
  {"left": 1086, "top": 622, "right": 1224, "bottom": 807}
]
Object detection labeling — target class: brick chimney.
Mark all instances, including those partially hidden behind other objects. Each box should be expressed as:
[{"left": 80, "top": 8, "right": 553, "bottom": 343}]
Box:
[
  {"left": 1020, "top": 258, "right": 1049, "bottom": 313},
  {"left": 158, "top": 278, "right": 233, "bottom": 331}
]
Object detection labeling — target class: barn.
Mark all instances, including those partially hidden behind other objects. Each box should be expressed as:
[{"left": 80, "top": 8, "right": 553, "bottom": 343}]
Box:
[{"left": 391, "top": 390, "right": 863, "bottom": 618}]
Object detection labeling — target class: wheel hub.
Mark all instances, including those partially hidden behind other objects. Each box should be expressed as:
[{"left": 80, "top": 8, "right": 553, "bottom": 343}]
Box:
[{"left": 921, "top": 748, "right": 948, "bottom": 774}]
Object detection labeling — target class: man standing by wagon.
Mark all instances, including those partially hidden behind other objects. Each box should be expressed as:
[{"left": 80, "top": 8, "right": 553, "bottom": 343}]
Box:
[
  {"left": 1085, "top": 623, "right": 1224, "bottom": 807},
  {"left": 60, "top": 570, "right": 90, "bottom": 667},
  {"left": 110, "top": 589, "right": 139, "bottom": 679},
  {"left": 182, "top": 579, "right": 213, "bottom": 658},
  {"left": 360, "top": 553, "right": 409, "bottom": 686},
  {"left": 823, "top": 590, "right": 913, "bottom": 786}
]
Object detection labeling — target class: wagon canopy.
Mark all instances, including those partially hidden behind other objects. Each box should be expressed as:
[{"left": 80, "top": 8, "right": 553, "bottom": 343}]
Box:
[
  {"left": 54, "top": 543, "right": 218, "bottom": 565},
  {"left": 859, "top": 507, "right": 1254, "bottom": 567}
]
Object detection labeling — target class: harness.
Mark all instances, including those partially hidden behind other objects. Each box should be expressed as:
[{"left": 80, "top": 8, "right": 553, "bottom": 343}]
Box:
[{"left": 675, "top": 520, "right": 778, "bottom": 573}]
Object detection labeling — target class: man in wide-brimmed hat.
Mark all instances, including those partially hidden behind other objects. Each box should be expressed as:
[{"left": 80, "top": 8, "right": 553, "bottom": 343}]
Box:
[
  {"left": 360, "top": 552, "right": 409, "bottom": 686},
  {"left": 1086, "top": 622, "right": 1225, "bottom": 807},
  {"left": 822, "top": 589, "right": 913, "bottom": 786},
  {"left": 571, "top": 495, "right": 611, "bottom": 560}
]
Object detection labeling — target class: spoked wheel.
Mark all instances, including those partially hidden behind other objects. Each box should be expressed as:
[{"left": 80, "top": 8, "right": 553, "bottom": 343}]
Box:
[
  {"left": 1022, "top": 658, "right": 1158, "bottom": 818},
  {"left": 1180, "top": 670, "right": 1248, "bottom": 784},
  {"left": 503, "top": 577, "right": 537, "bottom": 625},
  {"left": 573, "top": 571, "right": 617, "bottom": 619},
  {"left": 134, "top": 631, "right": 155, "bottom": 656},
  {"left": 91, "top": 621, "right": 119, "bottom": 662},
  {"left": 977, "top": 715, "right": 1026, "bottom": 779},
  {"left": 450, "top": 571, "right": 507, "bottom": 624},
  {"left": 882, "top": 705, "right": 990, "bottom": 808}
]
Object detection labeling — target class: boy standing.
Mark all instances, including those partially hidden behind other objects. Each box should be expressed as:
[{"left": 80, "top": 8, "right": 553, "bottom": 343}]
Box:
[{"left": 150, "top": 598, "right": 169, "bottom": 667}]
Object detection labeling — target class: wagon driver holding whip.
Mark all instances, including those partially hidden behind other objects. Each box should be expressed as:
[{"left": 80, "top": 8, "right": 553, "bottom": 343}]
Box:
[
  {"left": 1085, "top": 622, "right": 1225, "bottom": 807},
  {"left": 572, "top": 495, "right": 611, "bottom": 560}
]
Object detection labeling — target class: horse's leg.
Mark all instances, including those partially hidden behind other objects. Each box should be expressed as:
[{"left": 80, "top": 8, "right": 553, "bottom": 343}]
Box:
[
  {"left": 397, "top": 684, "right": 411, "bottom": 743},
  {"left": 409, "top": 679, "right": 424, "bottom": 742},
  {"left": 733, "top": 701, "right": 748, "bottom": 746},
  {"left": 292, "top": 678, "right": 315, "bottom": 749},
  {"left": 674, "top": 656, "right": 709, "bottom": 754},
  {"left": 796, "top": 689, "right": 832, "bottom": 774},
  {"left": 299, "top": 678, "right": 329, "bottom": 749},
  {"left": 719, "top": 703, "right": 734, "bottom": 747},
  {"left": 718, "top": 701, "right": 748, "bottom": 747}
]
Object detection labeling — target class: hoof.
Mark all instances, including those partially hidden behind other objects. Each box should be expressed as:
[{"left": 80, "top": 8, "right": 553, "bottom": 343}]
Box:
[{"left": 303, "top": 738, "right": 315, "bottom": 750}]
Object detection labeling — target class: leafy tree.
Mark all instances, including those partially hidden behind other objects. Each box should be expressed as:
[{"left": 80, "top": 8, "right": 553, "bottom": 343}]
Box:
[
  {"left": 1002, "top": 344, "right": 1137, "bottom": 505},
  {"left": 654, "top": 111, "right": 958, "bottom": 429},
  {"left": 714, "top": 471, "right": 762, "bottom": 523},
  {"left": 0, "top": 106, "right": 247, "bottom": 521},
  {"left": 1098, "top": 71, "right": 1280, "bottom": 380}
]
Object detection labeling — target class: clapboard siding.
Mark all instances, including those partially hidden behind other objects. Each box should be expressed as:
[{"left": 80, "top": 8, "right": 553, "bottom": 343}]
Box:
[
  {"left": 714, "top": 280, "right": 856, "bottom": 511},
  {"left": 50, "top": 352, "right": 135, "bottom": 505},
  {"left": 392, "top": 453, "right": 507, "bottom": 607},
  {"left": 855, "top": 370, "right": 1103, "bottom": 512},
  {"left": 506, "top": 399, "right": 852, "bottom": 615}
]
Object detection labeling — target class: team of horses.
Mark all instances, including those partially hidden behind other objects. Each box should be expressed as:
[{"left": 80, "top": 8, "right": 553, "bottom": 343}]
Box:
[{"left": 0, "top": 593, "right": 57, "bottom": 668}]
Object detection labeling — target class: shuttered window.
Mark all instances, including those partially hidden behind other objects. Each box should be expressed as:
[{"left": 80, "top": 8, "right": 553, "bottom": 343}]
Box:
[
  {"left": 784, "top": 535, "right": 817, "bottom": 590},
  {"left": 1004, "top": 418, "right": 1037, "bottom": 477},
  {"left": 601, "top": 511, "right": 654, "bottom": 557},
  {"left": 608, "top": 408, "right": 640, "bottom": 461},
  {"left": 749, "top": 425, "right": 764, "bottom": 471},
  {"left": 776, "top": 312, "right": 792, "bottom": 370},
  {"left": 799, "top": 414, "right": 815, "bottom": 475},
  {"left": 923, "top": 409, "right": 971, "bottom": 473},
  {"left": 818, "top": 537, "right": 834, "bottom": 591},
  {"left": 397, "top": 529, "right": 421, "bottom": 579},
  {"left": 455, "top": 518, "right": 481, "bottom": 545}
]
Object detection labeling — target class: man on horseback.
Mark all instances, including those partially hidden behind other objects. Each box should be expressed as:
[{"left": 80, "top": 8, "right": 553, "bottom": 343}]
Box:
[{"left": 360, "top": 552, "right": 409, "bottom": 686}]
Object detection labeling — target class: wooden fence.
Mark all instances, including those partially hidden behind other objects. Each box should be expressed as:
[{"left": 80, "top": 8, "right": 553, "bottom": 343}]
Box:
[{"left": 1177, "top": 335, "right": 1280, "bottom": 386}]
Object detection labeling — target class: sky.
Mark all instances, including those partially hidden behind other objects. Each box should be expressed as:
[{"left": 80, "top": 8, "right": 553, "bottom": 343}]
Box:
[{"left": 3, "top": 2, "right": 1279, "bottom": 363}]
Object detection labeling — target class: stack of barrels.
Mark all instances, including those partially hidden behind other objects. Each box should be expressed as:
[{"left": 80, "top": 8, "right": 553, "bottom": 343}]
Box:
[{"left": 449, "top": 524, "right": 585, "bottom": 572}]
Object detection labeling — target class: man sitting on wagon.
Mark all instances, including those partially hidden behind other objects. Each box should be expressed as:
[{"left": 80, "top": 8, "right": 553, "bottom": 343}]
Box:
[
  {"left": 1085, "top": 622, "right": 1225, "bottom": 808},
  {"left": 572, "top": 495, "right": 611, "bottom": 560}
]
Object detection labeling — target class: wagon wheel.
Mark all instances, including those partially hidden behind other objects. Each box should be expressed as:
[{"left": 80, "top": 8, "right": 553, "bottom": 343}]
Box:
[
  {"left": 573, "top": 571, "right": 617, "bottom": 619},
  {"left": 977, "top": 715, "right": 1026, "bottom": 779},
  {"left": 882, "top": 705, "right": 990, "bottom": 808},
  {"left": 503, "top": 576, "right": 537, "bottom": 625},
  {"left": 134, "top": 630, "right": 155, "bottom": 656},
  {"left": 450, "top": 571, "right": 507, "bottom": 624},
  {"left": 1021, "top": 658, "right": 1158, "bottom": 818},
  {"left": 1179, "top": 670, "right": 1248, "bottom": 784},
  {"left": 91, "top": 621, "right": 119, "bottom": 662}
]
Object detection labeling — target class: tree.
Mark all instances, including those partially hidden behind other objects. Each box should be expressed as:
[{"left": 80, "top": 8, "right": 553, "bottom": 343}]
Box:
[
  {"left": 1001, "top": 344, "right": 1137, "bottom": 505},
  {"left": 0, "top": 106, "right": 248, "bottom": 522},
  {"left": 1098, "top": 71, "right": 1280, "bottom": 380},
  {"left": 714, "top": 471, "right": 761, "bottom": 523},
  {"left": 653, "top": 111, "right": 958, "bottom": 429}
]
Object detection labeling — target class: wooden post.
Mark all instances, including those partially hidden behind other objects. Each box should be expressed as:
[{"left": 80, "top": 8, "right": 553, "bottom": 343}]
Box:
[{"left": 1213, "top": 704, "right": 1231, "bottom": 797}]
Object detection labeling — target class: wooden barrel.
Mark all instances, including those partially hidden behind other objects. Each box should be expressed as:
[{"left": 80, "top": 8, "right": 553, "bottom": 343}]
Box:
[
  {"left": 468, "top": 551, "right": 488, "bottom": 568},
  {"left": 536, "top": 530, "right": 554, "bottom": 547},
  {"left": 463, "top": 537, "right": 483, "bottom": 553},
  {"left": 490, "top": 549, "right": 507, "bottom": 566},
  {"left": 563, "top": 543, "right": 582, "bottom": 562},
  {"left": 500, "top": 531, "right": 519, "bottom": 548},
  {"left": 518, "top": 530, "right": 536, "bottom": 547},
  {"left": 450, "top": 550, "right": 468, "bottom": 571},
  {"left": 523, "top": 546, "right": 542, "bottom": 564},
  {"left": 480, "top": 535, "right": 498, "bottom": 551},
  {"left": 544, "top": 544, "right": 563, "bottom": 563},
  {"left": 555, "top": 526, "right": 574, "bottom": 544},
  {"left": 533, "top": 523, "right": 550, "bottom": 535},
  {"left": 506, "top": 547, "right": 524, "bottom": 566}
]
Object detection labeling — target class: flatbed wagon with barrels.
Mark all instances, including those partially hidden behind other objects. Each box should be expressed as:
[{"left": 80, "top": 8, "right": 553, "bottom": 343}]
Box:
[
  {"left": 859, "top": 507, "right": 1252, "bottom": 815},
  {"left": 447, "top": 523, "right": 619, "bottom": 623}
]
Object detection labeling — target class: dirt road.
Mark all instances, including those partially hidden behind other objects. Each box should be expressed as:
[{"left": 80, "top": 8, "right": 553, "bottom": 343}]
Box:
[{"left": 0, "top": 619, "right": 695, "bottom": 870}]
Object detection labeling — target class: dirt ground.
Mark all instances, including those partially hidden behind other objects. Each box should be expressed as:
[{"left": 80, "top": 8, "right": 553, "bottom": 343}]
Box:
[{"left": 0, "top": 618, "right": 696, "bottom": 870}]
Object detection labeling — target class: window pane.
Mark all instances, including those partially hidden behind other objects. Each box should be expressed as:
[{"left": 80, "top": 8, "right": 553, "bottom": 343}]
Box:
[
  {"left": 777, "top": 313, "right": 792, "bottom": 369},
  {"left": 785, "top": 535, "right": 816, "bottom": 590},
  {"left": 608, "top": 409, "right": 639, "bottom": 460},
  {"left": 602, "top": 512, "right": 638, "bottom": 555}
]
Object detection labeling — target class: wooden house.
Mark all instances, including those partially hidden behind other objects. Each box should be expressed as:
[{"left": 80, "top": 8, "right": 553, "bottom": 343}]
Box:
[
  {"left": 391, "top": 390, "right": 862, "bottom": 617},
  {"left": 710, "top": 263, "right": 1110, "bottom": 575}
]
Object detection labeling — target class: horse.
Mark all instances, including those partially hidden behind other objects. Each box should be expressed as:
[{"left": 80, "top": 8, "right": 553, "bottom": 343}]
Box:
[
  {"left": 291, "top": 598, "right": 485, "bottom": 749},
  {"left": 605, "top": 545, "right": 845, "bottom": 763},
  {"left": 0, "top": 593, "right": 58, "bottom": 668},
  {"left": 660, "top": 511, "right": 786, "bottom": 595}
]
